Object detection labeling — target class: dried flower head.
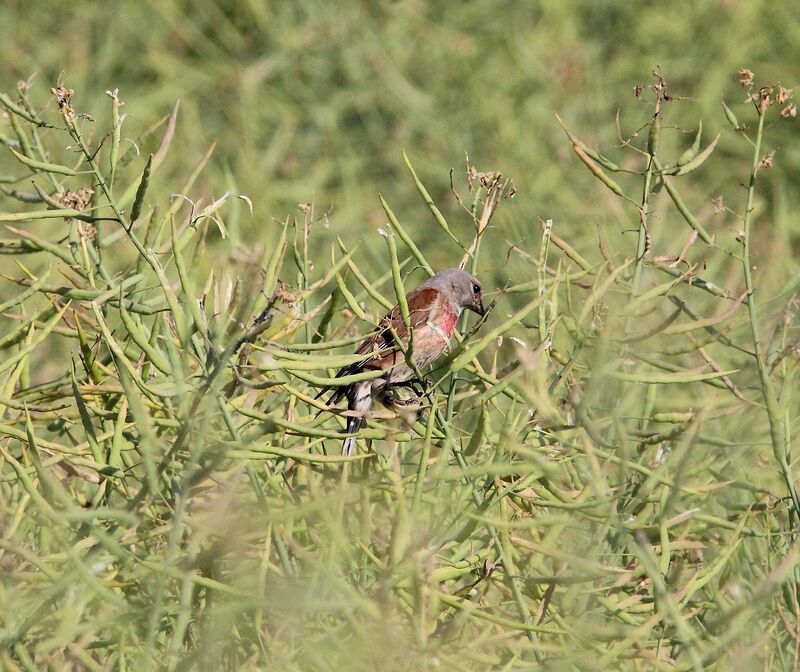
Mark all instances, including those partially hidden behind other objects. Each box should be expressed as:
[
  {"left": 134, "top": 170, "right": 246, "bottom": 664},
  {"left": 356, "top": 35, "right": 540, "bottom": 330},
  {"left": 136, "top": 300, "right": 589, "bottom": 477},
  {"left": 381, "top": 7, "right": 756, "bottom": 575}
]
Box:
[
  {"left": 775, "top": 86, "right": 793, "bottom": 105},
  {"left": 738, "top": 69, "right": 754, "bottom": 88},
  {"left": 51, "top": 85, "right": 76, "bottom": 121},
  {"left": 475, "top": 170, "right": 502, "bottom": 191},
  {"left": 274, "top": 280, "right": 299, "bottom": 306},
  {"left": 757, "top": 87, "right": 772, "bottom": 115},
  {"left": 758, "top": 150, "right": 775, "bottom": 169},
  {"left": 80, "top": 223, "right": 97, "bottom": 241},
  {"left": 58, "top": 186, "right": 94, "bottom": 211},
  {"left": 711, "top": 195, "right": 725, "bottom": 214},
  {"left": 650, "top": 70, "right": 672, "bottom": 101},
  {"left": 781, "top": 103, "right": 797, "bottom": 119}
]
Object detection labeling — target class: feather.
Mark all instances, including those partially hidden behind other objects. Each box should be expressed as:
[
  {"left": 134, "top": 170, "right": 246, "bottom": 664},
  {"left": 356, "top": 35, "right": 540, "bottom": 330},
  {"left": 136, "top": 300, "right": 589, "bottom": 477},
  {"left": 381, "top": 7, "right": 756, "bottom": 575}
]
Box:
[
  {"left": 315, "top": 287, "right": 442, "bottom": 399},
  {"left": 353, "top": 287, "right": 440, "bottom": 364},
  {"left": 313, "top": 270, "right": 485, "bottom": 455},
  {"left": 313, "top": 286, "right": 445, "bottom": 454}
]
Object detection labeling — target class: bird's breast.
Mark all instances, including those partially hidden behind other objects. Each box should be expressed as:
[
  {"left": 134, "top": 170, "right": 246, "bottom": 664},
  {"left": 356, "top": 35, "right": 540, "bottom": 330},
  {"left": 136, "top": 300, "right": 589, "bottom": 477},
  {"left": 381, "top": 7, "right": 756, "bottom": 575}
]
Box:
[{"left": 440, "top": 306, "right": 459, "bottom": 337}]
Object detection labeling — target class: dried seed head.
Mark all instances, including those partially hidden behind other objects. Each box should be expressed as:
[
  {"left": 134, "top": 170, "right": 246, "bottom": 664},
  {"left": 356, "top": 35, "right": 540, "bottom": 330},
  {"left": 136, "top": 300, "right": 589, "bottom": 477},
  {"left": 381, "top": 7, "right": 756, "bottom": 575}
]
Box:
[
  {"left": 58, "top": 186, "right": 94, "bottom": 211},
  {"left": 51, "top": 85, "right": 73, "bottom": 106},
  {"left": 51, "top": 85, "right": 76, "bottom": 120},
  {"left": 781, "top": 103, "right": 797, "bottom": 119},
  {"left": 474, "top": 170, "right": 502, "bottom": 191},
  {"left": 737, "top": 69, "right": 754, "bottom": 87},
  {"left": 711, "top": 195, "right": 725, "bottom": 214},
  {"left": 775, "top": 85, "right": 794, "bottom": 105},
  {"left": 757, "top": 87, "right": 772, "bottom": 115},
  {"left": 758, "top": 150, "right": 775, "bottom": 169},
  {"left": 81, "top": 223, "right": 97, "bottom": 241},
  {"left": 274, "top": 280, "right": 299, "bottom": 306}
]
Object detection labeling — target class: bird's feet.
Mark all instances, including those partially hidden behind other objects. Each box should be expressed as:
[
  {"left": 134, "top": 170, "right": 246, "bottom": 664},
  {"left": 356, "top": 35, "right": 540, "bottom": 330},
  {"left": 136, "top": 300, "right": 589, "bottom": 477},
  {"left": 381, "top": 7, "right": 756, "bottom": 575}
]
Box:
[
  {"left": 391, "top": 377, "right": 432, "bottom": 399},
  {"left": 380, "top": 389, "right": 424, "bottom": 411}
]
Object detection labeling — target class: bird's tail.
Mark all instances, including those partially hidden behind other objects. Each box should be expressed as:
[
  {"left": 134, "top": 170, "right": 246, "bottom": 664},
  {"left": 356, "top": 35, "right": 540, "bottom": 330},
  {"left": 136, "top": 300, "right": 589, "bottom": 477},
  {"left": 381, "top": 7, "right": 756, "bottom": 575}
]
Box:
[
  {"left": 342, "top": 380, "right": 373, "bottom": 455},
  {"left": 313, "top": 357, "right": 369, "bottom": 415}
]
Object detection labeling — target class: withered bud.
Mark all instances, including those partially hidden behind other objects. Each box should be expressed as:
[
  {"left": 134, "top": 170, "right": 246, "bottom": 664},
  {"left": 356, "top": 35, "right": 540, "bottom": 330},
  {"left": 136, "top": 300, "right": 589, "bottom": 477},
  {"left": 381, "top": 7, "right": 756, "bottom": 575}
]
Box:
[
  {"left": 51, "top": 85, "right": 73, "bottom": 107},
  {"left": 59, "top": 186, "right": 94, "bottom": 211},
  {"left": 775, "top": 86, "right": 794, "bottom": 105},
  {"left": 51, "top": 85, "right": 76, "bottom": 120},
  {"left": 81, "top": 223, "right": 97, "bottom": 241},
  {"left": 757, "top": 87, "right": 772, "bottom": 115},
  {"left": 781, "top": 103, "right": 797, "bottom": 119},
  {"left": 758, "top": 150, "right": 775, "bottom": 169},
  {"left": 633, "top": 84, "right": 643, "bottom": 98},
  {"left": 737, "top": 69, "right": 754, "bottom": 87},
  {"left": 274, "top": 280, "right": 299, "bottom": 305},
  {"left": 711, "top": 195, "right": 725, "bottom": 214},
  {"left": 475, "top": 170, "right": 502, "bottom": 190}
]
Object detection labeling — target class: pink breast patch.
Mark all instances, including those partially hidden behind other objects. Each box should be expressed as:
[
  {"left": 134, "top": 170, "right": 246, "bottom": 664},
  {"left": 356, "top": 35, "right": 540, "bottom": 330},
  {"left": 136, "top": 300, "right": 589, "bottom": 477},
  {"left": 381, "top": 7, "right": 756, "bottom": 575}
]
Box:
[{"left": 440, "top": 308, "right": 458, "bottom": 337}]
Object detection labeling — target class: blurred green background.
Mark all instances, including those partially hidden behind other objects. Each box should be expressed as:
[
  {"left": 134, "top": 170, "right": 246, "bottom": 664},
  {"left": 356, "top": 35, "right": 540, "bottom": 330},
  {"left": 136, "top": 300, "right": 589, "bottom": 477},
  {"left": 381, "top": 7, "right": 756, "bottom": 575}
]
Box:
[
  {"left": 2, "top": 2, "right": 800, "bottom": 669},
  {"left": 2, "top": 0, "right": 798, "bottom": 282}
]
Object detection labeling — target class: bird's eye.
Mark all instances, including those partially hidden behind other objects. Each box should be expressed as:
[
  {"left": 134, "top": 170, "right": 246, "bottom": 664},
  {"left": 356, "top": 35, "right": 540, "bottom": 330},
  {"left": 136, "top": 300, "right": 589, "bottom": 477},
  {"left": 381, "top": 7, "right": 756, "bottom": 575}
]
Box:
[{"left": 473, "top": 284, "right": 481, "bottom": 294}]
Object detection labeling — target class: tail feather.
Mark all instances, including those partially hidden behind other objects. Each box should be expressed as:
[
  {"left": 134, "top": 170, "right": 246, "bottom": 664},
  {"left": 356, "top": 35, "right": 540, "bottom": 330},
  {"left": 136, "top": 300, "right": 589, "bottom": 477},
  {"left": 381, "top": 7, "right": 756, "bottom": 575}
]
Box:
[
  {"left": 313, "top": 358, "right": 372, "bottom": 414},
  {"left": 342, "top": 380, "right": 373, "bottom": 455},
  {"left": 341, "top": 415, "right": 364, "bottom": 456}
]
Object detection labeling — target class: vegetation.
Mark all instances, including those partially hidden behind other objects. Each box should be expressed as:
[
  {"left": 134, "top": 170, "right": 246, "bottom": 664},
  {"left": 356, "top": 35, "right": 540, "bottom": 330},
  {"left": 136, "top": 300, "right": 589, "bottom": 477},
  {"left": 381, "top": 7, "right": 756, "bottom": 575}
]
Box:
[{"left": 1, "top": 3, "right": 799, "bottom": 670}]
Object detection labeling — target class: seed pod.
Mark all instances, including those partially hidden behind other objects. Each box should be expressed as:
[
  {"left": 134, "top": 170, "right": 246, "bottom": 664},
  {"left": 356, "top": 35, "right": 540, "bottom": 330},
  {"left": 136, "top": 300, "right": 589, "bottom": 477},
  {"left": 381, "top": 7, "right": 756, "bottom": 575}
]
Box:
[
  {"left": 129, "top": 154, "right": 152, "bottom": 223},
  {"left": 0, "top": 92, "right": 49, "bottom": 127},
  {"left": 584, "top": 147, "right": 621, "bottom": 172},
  {"left": 677, "top": 121, "right": 702, "bottom": 166},
  {"left": 108, "top": 89, "right": 122, "bottom": 188},
  {"left": 9, "top": 148, "right": 76, "bottom": 176},
  {"left": 722, "top": 101, "right": 739, "bottom": 130},
  {"left": 570, "top": 139, "right": 621, "bottom": 171},
  {"left": 647, "top": 110, "right": 661, "bottom": 157},
  {"left": 572, "top": 145, "right": 631, "bottom": 202},
  {"left": 674, "top": 133, "right": 720, "bottom": 176},
  {"left": 555, "top": 113, "right": 620, "bottom": 170},
  {"left": 653, "top": 157, "right": 713, "bottom": 243}
]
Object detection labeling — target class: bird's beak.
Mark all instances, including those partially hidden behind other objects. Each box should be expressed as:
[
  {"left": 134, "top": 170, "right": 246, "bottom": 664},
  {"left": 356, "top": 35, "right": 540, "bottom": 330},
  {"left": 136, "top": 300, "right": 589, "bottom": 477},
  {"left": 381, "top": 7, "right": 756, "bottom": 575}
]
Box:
[{"left": 471, "top": 299, "right": 486, "bottom": 317}]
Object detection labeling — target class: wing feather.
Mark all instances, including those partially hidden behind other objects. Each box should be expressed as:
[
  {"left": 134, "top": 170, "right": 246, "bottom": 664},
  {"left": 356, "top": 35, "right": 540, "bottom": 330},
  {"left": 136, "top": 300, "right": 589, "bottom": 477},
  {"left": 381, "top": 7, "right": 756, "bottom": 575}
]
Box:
[
  {"left": 343, "top": 288, "right": 439, "bottom": 371},
  {"left": 316, "top": 287, "right": 440, "bottom": 404},
  {"left": 356, "top": 286, "right": 438, "bottom": 350}
]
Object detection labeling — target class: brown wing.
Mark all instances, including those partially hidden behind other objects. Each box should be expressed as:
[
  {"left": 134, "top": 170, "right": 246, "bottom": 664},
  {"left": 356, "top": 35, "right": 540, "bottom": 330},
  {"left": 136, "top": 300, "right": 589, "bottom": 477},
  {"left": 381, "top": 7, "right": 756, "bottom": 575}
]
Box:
[
  {"left": 317, "top": 287, "right": 440, "bottom": 404},
  {"left": 354, "top": 286, "right": 439, "bottom": 359}
]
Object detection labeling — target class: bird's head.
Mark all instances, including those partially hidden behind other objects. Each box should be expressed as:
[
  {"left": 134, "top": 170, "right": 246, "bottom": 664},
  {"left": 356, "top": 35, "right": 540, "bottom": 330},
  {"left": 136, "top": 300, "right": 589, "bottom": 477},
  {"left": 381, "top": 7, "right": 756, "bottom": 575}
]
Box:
[{"left": 427, "top": 268, "right": 485, "bottom": 317}]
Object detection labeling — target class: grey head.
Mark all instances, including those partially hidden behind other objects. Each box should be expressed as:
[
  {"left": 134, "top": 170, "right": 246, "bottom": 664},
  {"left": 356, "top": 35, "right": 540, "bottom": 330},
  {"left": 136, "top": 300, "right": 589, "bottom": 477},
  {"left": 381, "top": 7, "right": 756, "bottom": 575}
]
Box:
[{"left": 423, "top": 268, "right": 485, "bottom": 316}]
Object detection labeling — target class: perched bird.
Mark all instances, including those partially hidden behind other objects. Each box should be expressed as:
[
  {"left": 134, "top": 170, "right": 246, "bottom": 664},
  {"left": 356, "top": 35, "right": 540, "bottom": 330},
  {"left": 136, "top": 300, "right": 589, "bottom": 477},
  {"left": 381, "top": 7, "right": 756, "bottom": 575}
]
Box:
[{"left": 320, "top": 268, "right": 486, "bottom": 455}]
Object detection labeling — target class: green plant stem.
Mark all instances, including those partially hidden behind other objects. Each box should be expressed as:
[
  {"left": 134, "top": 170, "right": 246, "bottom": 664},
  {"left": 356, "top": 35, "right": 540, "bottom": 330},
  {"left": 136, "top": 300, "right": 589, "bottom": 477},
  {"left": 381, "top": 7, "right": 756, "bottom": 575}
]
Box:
[
  {"left": 64, "top": 117, "right": 149, "bottom": 262},
  {"left": 632, "top": 175, "right": 653, "bottom": 298},
  {"left": 741, "top": 110, "right": 800, "bottom": 519}
]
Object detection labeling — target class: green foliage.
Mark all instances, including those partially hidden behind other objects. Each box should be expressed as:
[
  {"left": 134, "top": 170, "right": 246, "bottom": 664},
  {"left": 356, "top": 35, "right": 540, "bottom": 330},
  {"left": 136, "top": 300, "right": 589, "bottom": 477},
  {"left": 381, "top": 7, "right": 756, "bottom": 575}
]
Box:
[{"left": 1, "top": 4, "right": 800, "bottom": 670}]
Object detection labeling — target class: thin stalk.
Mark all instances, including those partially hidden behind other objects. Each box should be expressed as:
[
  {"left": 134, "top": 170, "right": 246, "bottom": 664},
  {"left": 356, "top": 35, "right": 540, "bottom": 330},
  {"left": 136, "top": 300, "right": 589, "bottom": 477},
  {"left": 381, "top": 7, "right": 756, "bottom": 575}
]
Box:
[
  {"left": 63, "top": 117, "right": 149, "bottom": 262},
  {"left": 631, "top": 100, "right": 660, "bottom": 298},
  {"left": 741, "top": 109, "right": 799, "bottom": 519}
]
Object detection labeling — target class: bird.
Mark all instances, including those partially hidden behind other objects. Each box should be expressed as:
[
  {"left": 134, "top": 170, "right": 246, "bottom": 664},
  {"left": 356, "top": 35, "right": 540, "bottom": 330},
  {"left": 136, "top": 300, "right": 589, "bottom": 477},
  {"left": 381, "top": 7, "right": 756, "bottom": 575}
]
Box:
[{"left": 319, "top": 268, "right": 486, "bottom": 455}]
